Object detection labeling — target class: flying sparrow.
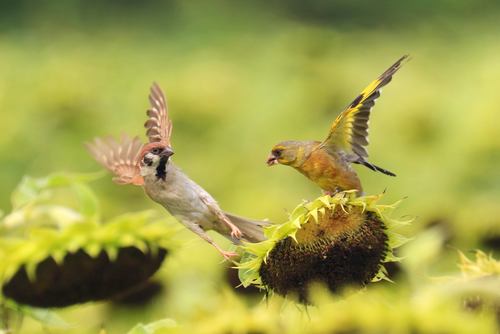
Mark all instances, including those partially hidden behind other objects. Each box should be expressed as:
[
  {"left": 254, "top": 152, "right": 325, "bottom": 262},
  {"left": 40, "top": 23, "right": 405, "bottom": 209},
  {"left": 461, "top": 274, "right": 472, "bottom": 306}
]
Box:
[
  {"left": 266, "top": 55, "right": 408, "bottom": 194},
  {"left": 87, "top": 83, "right": 268, "bottom": 259}
]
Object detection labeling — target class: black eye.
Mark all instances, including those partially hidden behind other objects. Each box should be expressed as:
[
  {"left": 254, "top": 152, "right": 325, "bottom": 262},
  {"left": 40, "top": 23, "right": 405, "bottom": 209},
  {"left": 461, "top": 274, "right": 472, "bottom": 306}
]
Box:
[
  {"left": 151, "top": 147, "right": 162, "bottom": 155},
  {"left": 272, "top": 149, "right": 282, "bottom": 157}
]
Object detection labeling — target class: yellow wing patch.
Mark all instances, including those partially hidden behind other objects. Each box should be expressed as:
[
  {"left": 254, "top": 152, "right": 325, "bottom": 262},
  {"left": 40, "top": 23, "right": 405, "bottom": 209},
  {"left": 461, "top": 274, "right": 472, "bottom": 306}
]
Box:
[{"left": 321, "top": 55, "right": 409, "bottom": 158}]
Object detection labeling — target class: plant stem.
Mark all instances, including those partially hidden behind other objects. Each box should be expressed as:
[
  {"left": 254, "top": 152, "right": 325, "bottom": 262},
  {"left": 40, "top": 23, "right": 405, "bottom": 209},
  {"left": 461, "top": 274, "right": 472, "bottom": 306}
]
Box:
[{"left": 0, "top": 301, "right": 10, "bottom": 332}]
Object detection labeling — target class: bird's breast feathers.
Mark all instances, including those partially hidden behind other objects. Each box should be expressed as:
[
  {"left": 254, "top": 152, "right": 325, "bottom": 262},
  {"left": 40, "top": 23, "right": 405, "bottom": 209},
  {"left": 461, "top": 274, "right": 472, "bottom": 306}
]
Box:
[
  {"left": 295, "top": 148, "right": 361, "bottom": 192},
  {"left": 143, "top": 165, "right": 215, "bottom": 228},
  {"left": 296, "top": 150, "right": 341, "bottom": 188}
]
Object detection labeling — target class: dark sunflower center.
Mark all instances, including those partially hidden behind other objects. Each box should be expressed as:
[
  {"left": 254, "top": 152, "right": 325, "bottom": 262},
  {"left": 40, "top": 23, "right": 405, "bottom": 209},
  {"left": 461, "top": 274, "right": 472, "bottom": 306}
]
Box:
[{"left": 259, "top": 209, "right": 388, "bottom": 302}]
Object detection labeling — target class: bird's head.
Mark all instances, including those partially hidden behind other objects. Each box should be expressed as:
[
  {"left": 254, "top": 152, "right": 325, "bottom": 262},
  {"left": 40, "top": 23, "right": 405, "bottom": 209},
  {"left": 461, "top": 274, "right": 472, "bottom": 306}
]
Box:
[
  {"left": 139, "top": 143, "right": 174, "bottom": 180},
  {"left": 266, "top": 141, "right": 306, "bottom": 168}
]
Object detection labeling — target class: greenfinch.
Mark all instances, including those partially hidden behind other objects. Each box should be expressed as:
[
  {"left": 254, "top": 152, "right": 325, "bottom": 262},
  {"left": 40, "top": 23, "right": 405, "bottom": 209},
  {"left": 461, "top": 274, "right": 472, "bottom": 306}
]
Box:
[{"left": 267, "top": 55, "right": 408, "bottom": 194}]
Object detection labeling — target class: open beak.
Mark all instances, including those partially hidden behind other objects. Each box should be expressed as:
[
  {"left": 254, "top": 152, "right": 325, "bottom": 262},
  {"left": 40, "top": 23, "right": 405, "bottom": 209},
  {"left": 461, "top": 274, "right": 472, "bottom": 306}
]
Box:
[
  {"left": 160, "top": 147, "right": 174, "bottom": 158},
  {"left": 266, "top": 153, "right": 278, "bottom": 166}
]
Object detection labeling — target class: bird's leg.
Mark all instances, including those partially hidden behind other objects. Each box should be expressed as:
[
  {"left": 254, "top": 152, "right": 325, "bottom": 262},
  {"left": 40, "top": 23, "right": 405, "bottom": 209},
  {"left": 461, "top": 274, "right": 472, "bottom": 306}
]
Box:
[
  {"left": 216, "top": 212, "right": 243, "bottom": 240},
  {"left": 323, "top": 187, "right": 342, "bottom": 197},
  {"left": 211, "top": 241, "right": 239, "bottom": 261},
  {"left": 185, "top": 221, "right": 238, "bottom": 260},
  {"left": 199, "top": 194, "right": 243, "bottom": 239}
]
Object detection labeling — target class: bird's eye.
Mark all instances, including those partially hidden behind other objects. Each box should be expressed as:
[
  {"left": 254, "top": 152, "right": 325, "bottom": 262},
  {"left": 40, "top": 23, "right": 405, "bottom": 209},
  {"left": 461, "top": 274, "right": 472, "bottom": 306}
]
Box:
[
  {"left": 272, "top": 149, "right": 282, "bottom": 157},
  {"left": 151, "top": 147, "right": 162, "bottom": 155},
  {"left": 143, "top": 156, "right": 153, "bottom": 166}
]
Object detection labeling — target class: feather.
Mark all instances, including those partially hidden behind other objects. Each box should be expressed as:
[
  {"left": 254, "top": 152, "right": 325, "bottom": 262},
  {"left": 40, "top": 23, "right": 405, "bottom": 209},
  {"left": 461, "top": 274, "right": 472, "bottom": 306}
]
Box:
[
  {"left": 86, "top": 135, "right": 144, "bottom": 186},
  {"left": 319, "top": 55, "right": 408, "bottom": 160},
  {"left": 144, "top": 82, "right": 173, "bottom": 146}
]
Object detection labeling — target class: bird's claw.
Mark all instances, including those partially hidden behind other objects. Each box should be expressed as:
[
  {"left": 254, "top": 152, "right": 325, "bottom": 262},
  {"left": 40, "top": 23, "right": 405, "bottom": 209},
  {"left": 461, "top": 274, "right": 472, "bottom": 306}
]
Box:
[
  {"left": 324, "top": 188, "right": 342, "bottom": 197},
  {"left": 220, "top": 250, "right": 239, "bottom": 261},
  {"left": 224, "top": 219, "right": 242, "bottom": 239},
  {"left": 230, "top": 226, "right": 243, "bottom": 239}
]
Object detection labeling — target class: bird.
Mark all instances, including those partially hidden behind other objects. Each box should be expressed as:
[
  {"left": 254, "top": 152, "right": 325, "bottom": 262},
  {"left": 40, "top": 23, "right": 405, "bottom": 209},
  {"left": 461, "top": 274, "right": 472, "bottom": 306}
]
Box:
[
  {"left": 86, "top": 83, "right": 269, "bottom": 260},
  {"left": 266, "top": 55, "right": 408, "bottom": 195}
]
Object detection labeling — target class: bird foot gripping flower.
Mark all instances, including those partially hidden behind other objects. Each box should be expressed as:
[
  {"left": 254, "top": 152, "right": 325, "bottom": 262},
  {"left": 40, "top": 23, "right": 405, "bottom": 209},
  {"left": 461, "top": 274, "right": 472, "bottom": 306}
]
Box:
[{"left": 237, "top": 191, "right": 410, "bottom": 302}]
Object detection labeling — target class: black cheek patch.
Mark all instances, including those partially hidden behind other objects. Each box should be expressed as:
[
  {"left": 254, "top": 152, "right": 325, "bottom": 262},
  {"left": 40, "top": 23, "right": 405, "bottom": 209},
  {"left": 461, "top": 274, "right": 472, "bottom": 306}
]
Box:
[{"left": 155, "top": 156, "right": 169, "bottom": 181}]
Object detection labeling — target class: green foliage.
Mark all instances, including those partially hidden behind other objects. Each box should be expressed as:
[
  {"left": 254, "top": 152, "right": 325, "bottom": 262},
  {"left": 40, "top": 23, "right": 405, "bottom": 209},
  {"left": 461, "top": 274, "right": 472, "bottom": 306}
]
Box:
[
  {"left": 3, "top": 300, "right": 69, "bottom": 328},
  {"left": 459, "top": 250, "right": 500, "bottom": 278},
  {"left": 127, "top": 319, "right": 177, "bottom": 334},
  {"left": 4, "top": 173, "right": 103, "bottom": 232},
  {"left": 125, "top": 248, "right": 500, "bottom": 334},
  {"left": 124, "top": 281, "right": 498, "bottom": 334}
]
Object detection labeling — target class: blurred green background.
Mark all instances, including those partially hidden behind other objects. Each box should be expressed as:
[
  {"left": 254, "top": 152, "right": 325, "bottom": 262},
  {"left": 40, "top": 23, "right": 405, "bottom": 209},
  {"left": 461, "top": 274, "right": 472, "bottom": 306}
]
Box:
[{"left": 0, "top": 0, "right": 499, "bottom": 333}]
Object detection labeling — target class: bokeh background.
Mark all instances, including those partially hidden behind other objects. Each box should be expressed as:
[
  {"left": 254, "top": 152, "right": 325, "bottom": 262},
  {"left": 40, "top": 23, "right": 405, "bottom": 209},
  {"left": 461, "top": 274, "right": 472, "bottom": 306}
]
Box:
[{"left": 0, "top": 1, "right": 499, "bottom": 333}]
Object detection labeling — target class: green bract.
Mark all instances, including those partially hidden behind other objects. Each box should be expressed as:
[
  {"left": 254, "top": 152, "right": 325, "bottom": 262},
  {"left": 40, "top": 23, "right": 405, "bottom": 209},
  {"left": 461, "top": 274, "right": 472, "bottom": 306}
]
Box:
[{"left": 458, "top": 250, "right": 500, "bottom": 278}]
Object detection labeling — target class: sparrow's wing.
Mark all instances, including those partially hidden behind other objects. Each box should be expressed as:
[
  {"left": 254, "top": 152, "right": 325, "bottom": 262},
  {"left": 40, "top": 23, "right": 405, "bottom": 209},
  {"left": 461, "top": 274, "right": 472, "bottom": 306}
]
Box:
[
  {"left": 144, "top": 82, "right": 173, "bottom": 146},
  {"left": 319, "top": 55, "right": 408, "bottom": 159},
  {"left": 86, "top": 135, "right": 144, "bottom": 186}
]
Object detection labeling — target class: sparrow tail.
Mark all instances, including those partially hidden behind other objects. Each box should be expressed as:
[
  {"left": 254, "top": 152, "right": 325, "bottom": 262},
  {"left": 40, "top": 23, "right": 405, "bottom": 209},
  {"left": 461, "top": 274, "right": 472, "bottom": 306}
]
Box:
[{"left": 224, "top": 212, "right": 271, "bottom": 243}]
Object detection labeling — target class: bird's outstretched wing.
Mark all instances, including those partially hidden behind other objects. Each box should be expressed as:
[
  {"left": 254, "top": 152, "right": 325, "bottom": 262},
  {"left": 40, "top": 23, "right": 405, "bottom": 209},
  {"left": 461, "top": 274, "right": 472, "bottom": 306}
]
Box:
[
  {"left": 144, "top": 82, "right": 173, "bottom": 146},
  {"left": 86, "top": 135, "right": 144, "bottom": 186},
  {"left": 319, "top": 55, "right": 408, "bottom": 159}
]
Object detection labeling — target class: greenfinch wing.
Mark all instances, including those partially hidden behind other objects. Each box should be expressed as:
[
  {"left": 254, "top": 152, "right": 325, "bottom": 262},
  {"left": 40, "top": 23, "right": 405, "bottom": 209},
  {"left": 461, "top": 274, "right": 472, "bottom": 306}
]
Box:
[{"left": 320, "top": 55, "right": 408, "bottom": 159}]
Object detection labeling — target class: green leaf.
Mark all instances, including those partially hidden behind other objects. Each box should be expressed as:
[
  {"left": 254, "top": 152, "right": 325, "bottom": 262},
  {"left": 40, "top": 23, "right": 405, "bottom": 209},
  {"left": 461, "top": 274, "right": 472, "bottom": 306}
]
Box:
[
  {"left": 71, "top": 182, "right": 100, "bottom": 220},
  {"left": 22, "top": 308, "right": 69, "bottom": 328},
  {"left": 11, "top": 176, "right": 40, "bottom": 209},
  {"left": 127, "top": 319, "right": 176, "bottom": 334},
  {"left": 11, "top": 172, "right": 104, "bottom": 209},
  {"left": 5, "top": 301, "right": 70, "bottom": 328}
]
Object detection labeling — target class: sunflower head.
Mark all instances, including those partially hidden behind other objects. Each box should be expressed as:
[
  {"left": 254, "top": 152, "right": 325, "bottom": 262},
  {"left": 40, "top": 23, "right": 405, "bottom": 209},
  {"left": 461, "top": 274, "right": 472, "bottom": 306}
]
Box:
[
  {"left": 0, "top": 173, "right": 178, "bottom": 307},
  {"left": 238, "top": 191, "right": 409, "bottom": 301}
]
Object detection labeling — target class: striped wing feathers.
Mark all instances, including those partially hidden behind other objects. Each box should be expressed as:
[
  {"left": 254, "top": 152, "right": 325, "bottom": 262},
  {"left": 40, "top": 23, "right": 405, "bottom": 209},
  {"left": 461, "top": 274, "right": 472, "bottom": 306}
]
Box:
[
  {"left": 320, "top": 55, "right": 408, "bottom": 158},
  {"left": 86, "top": 135, "right": 144, "bottom": 186},
  {"left": 144, "top": 82, "right": 173, "bottom": 146}
]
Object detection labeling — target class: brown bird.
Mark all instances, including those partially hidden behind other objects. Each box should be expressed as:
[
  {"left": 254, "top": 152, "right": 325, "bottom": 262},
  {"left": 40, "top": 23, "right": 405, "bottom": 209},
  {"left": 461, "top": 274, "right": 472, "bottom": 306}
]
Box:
[
  {"left": 266, "top": 55, "right": 408, "bottom": 194},
  {"left": 87, "top": 83, "right": 268, "bottom": 259}
]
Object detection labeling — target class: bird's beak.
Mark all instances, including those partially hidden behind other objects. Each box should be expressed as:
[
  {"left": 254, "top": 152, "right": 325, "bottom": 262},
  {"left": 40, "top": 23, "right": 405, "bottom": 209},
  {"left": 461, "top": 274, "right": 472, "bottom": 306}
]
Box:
[
  {"left": 160, "top": 147, "right": 174, "bottom": 158},
  {"left": 266, "top": 153, "right": 278, "bottom": 166}
]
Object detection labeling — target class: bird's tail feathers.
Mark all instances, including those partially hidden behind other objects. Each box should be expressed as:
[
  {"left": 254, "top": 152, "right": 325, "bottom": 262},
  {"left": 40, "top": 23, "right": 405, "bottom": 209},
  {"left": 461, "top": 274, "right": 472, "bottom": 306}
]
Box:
[
  {"left": 358, "top": 160, "right": 396, "bottom": 177},
  {"left": 224, "top": 212, "right": 270, "bottom": 243}
]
